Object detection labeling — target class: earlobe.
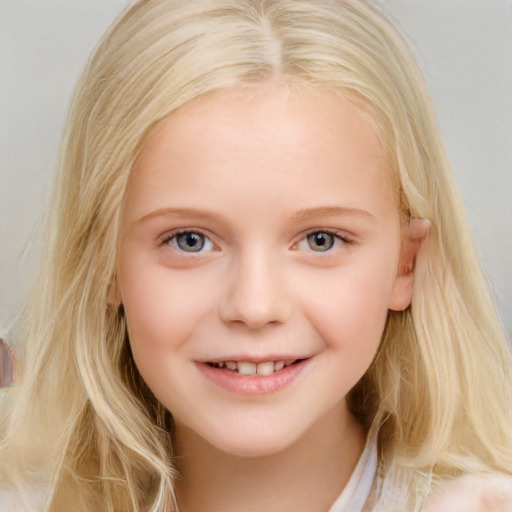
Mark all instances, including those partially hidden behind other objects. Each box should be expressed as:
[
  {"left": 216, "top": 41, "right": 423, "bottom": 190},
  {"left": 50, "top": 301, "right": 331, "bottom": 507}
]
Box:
[{"left": 388, "top": 218, "right": 430, "bottom": 311}]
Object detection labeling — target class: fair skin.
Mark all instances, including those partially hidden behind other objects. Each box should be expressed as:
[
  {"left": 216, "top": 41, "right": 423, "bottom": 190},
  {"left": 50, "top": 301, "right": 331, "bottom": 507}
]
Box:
[{"left": 116, "top": 83, "right": 423, "bottom": 511}]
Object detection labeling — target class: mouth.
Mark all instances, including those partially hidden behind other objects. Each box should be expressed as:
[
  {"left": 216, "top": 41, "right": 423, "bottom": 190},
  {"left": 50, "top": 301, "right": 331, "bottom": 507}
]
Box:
[
  {"left": 199, "top": 357, "right": 311, "bottom": 395},
  {"left": 206, "top": 359, "right": 304, "bottom": 376}
]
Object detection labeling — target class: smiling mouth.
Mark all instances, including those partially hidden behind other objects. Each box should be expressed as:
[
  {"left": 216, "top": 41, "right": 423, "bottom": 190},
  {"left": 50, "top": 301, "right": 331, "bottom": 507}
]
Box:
[{"left": 207, "top": 359, "right": 304, "bottom": 376}]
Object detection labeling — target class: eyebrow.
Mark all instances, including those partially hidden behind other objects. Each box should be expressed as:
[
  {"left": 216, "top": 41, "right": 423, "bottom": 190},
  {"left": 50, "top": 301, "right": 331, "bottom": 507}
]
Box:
[
  {"left": 134, "top": 207, "right": 219, "bottom": 225},
  {"left": 289, "top": 206, "right": 376, "bottom": 223},
  {"left": 134, "top": 205, "right": 375, "bottom": 225}
]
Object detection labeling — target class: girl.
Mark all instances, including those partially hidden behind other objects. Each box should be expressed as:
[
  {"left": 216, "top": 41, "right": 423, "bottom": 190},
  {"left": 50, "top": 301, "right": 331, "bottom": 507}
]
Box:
[{"left": 1, "top": 1, "right": 511, "bottom": 510}]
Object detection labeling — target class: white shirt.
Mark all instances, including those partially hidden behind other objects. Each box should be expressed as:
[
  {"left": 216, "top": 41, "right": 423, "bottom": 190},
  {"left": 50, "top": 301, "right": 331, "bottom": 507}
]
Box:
[{"left": 328, "top": 429, "right": 378, "bottom": 512}]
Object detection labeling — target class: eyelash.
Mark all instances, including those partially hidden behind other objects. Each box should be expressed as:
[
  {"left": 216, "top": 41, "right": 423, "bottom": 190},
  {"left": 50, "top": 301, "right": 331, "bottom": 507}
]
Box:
[
  {"left": 294, "top": 229, "right": 353, "bottom": 253},
  {"left": 159, "top": 228, "right": 353, "bottom": 255},
  {"left": 160, "top": 229, "right": 215, "bottom": 253}
]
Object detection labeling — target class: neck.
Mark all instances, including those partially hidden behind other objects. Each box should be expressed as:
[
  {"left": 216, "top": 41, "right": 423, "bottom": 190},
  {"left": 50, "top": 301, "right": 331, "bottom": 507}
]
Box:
[{"left": 174, "top": 403, "right": 366, "bottom": 512}]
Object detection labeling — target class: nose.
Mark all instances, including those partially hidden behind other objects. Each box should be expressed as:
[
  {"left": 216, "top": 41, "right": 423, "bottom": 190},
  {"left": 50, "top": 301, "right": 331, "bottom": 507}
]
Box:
[{"left": 218, "top": 251, "right": 292, "bottom": 329}]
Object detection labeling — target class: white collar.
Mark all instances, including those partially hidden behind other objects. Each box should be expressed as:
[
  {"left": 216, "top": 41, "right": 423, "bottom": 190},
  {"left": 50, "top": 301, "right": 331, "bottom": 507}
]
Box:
[{"left": 327, "top": 427, "right": 378, "bottom": 512}]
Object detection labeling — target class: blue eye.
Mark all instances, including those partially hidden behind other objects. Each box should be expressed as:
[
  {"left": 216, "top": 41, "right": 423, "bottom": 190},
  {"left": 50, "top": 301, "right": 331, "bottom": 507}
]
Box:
[
  {"left": 295, "top": 231, "right": 346, "bottom": 252},
  {"left": 166, "top": 231, "right": 214, "bottom": 253},
  {"left": 306, "top": 232, "right": 335, "bottom": 252}
]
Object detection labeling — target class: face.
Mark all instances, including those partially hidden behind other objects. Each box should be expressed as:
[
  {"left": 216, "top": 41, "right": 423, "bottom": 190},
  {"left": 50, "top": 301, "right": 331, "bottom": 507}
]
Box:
[{"left": 117, "top": 84, "right": 415, "bottom": 458}]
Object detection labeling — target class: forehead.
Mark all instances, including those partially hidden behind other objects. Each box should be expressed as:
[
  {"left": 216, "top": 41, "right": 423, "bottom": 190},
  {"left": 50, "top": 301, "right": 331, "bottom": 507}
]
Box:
[
  {"left": 155, "top": 84, "right": 386, "bottom": 162},
  {"left": 126, "top": 83, "right": 397, "bottom": 223}
]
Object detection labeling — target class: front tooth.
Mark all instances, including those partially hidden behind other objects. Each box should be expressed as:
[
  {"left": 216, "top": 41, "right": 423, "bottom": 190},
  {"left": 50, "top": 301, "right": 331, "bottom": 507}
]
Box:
[
  {"left": 274, "top": 361, "right": 285, "bottom": 372},
  {"left": 237, "top": 362, "right": 257, "bottom": 376},
  {"left": 256, "top": 361, "right": 275, "bottom": 376},
  {"left": 217, "top": 361, "right": 224, "bottom": 368},
  {"left": 225, "top": 361, "right": 237, "bottom": 370}
]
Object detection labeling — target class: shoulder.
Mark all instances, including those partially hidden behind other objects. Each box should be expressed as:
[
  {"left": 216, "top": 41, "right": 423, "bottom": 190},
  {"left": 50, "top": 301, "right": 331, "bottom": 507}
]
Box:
[{"left": 423, "top": 473, "right": 512, "bottom": 512}]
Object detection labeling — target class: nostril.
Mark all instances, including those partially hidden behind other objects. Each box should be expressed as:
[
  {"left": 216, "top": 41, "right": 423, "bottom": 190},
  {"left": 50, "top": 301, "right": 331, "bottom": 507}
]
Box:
[
  {"left": 219, "top": 297, "right": 291, "bottom": 330},
  {"left": 0, "top": 338, "right": 16, "bottom": 388}
]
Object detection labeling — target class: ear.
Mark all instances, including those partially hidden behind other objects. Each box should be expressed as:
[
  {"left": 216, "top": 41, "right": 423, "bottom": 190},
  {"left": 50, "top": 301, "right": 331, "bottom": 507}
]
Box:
[
  {"left": 107, "top": 276, "right": 122, "bottom": 308},
  {"left": 388, "top": 218, "right": 430, "bottom": 311}
]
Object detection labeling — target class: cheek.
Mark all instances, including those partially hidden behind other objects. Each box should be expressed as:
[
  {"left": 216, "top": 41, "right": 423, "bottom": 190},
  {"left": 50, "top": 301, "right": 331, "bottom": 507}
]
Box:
[
  {"left": 299, "top": 256, "right": 396, "bottom": 356},
  {"left": 118, "top": 259, "right": 211, "bottom": 365},
  {"left": 119, "top": 267, "right": 208, "bottom": 405}
]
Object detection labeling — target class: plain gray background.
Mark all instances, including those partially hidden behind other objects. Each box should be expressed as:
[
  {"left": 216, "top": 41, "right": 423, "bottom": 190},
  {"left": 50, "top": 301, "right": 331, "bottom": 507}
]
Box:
[{"left": 1, "top": 1, "right": 511, "bottom": 337}]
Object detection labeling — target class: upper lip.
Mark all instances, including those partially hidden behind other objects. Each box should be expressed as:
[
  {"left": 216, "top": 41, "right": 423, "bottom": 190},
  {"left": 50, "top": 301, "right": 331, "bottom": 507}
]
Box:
[{"left": 198, "top": 355, "right": 311, "bottom": 364}]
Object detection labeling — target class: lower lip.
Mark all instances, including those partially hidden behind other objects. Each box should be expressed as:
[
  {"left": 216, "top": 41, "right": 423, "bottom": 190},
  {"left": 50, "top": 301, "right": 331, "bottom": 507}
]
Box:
[{"left": 197, "top": 359, "right": 311, "bottom": 396}]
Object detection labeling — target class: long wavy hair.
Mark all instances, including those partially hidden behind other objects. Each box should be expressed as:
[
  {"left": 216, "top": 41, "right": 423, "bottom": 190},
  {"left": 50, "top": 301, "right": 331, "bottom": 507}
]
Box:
[{"left": 1, "top": 1, "right": 511, "bottom": 510}]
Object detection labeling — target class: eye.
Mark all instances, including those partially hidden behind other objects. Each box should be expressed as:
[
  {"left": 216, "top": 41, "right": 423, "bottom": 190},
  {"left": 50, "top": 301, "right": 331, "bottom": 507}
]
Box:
[
  {"left": 306, "top": 232, "right": 335, "bottom": 251},
  {"left": 164, "top": 231, "right": 214, "bottom": 253},
  {"left": 296, "top": 230, "right": 347, "bottom": 252}
]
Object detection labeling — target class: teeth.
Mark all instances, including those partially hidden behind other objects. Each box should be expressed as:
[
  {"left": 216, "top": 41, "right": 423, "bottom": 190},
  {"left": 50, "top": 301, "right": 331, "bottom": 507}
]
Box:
[
  {"left": 274, "top": 361, "right": 285, "bottom": 371},
  {"left": 238, "top": 361, "right": 257, "bottom": 376},
  {"left": 256, "top": 361, "right": 275, "bottom": 376},
  {"left": 212, "top": 359, "right": 293, "bottom": 375}
]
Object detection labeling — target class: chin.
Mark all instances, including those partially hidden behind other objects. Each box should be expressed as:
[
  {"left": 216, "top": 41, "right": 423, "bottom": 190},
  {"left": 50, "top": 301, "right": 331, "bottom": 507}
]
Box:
[
  {"left": 213, "top": 436, "right": 297, "bottom": 459},
  {"left": 197, "top": 420, "right": 306, "bottom": 459}
]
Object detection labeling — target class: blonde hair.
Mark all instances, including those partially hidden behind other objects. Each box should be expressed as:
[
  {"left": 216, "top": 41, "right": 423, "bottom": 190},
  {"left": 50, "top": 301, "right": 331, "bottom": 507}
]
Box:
[{"left": 1, "top": 0, "right": 511, "bottom": 510}]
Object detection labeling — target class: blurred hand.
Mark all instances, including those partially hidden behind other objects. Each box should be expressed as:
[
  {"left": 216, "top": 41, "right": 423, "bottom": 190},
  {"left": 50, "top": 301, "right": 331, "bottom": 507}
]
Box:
[
  {"left": 424, "top": 473, "right": 512, "bottom": 512},
  {"left": 0, "top": 337, "right": 16, "bottom": 387}
]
